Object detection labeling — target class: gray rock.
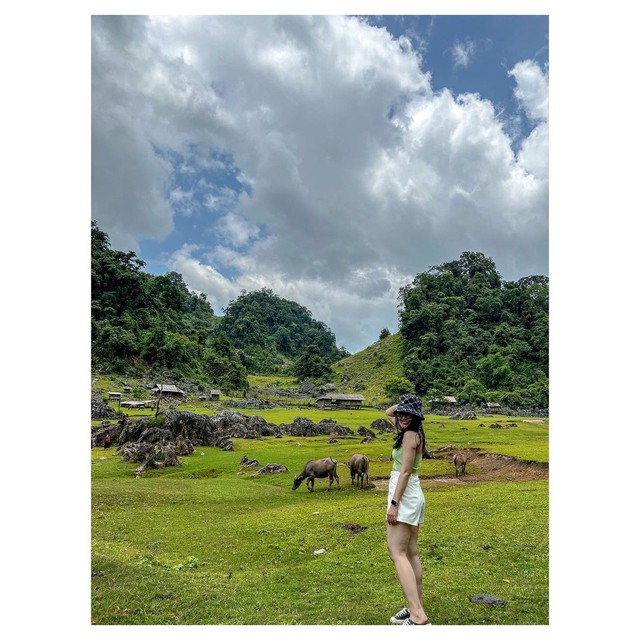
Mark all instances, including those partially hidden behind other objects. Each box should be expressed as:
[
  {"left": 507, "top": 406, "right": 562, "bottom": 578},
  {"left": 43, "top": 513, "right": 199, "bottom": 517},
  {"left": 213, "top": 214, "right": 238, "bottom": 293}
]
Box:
[{"left": 469, "top": 594, "right": 506, "bottom": 607}]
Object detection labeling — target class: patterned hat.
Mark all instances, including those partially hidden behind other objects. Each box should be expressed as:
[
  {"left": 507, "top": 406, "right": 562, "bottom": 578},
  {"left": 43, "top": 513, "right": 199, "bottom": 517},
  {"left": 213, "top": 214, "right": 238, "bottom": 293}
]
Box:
[{"left": 395, "top": 394, "right": 423, "bottom": 419}]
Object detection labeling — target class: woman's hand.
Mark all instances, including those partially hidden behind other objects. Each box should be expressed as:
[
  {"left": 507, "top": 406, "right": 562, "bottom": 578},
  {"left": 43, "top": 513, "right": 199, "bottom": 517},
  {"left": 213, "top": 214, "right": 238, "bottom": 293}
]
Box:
[{"left": 386, "top": 504, "right": 399, "bottom": 525}]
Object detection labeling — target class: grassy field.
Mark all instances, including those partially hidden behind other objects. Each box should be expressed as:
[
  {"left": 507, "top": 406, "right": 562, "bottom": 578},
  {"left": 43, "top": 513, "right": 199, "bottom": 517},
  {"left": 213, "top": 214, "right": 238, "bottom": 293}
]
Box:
[
  {"left": 91, "top": 407, "right": 548, "bottom": 625},
  {"left": 331, "top": 333, "right": 405, "bottom": 404}
]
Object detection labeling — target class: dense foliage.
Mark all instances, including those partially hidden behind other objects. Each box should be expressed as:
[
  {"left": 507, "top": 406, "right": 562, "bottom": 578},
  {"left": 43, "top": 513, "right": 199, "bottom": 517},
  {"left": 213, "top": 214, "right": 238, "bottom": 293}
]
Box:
[
  {"left": 91, "top": 221, "right": 246, "bottom": 391},
  {"left": 91, "top": 222, "right": 347, "bottom": 388},
  {"left": 217, "top": 288, "right": 348, "bottom": 375},
  {"left": 399, "top": 252, "right": 548, "bottom": 409}
]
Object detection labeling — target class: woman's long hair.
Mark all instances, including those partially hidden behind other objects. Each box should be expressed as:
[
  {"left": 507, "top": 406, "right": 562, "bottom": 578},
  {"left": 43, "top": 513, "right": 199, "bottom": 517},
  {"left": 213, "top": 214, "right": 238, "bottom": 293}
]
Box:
[{"left": 393, "top": 415, "right": 428, "bottom": 457}]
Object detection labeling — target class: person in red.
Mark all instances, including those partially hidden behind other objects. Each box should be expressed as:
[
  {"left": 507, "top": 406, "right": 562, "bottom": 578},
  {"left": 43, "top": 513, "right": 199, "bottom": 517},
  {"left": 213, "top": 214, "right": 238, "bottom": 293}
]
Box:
[
  {"left": 104, "top": 433, "right": 111, "bottom": 450},
  {"left": 385, "top": 394, "right": 430, "bottom": 625}
]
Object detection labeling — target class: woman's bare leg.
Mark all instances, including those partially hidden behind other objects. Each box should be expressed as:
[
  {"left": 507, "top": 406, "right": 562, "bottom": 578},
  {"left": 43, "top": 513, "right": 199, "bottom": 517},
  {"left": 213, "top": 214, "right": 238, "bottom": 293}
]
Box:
[
  {"left": 407, "top": 524, "right": 423, "bottom": 604},
  {"left": 387, "top": 522, "right": 428, "bottom": 623}
]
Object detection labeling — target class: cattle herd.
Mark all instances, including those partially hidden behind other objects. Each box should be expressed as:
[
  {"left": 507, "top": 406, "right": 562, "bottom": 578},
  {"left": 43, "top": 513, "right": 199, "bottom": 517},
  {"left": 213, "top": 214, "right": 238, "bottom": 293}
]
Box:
[
  {"left": 292, "top": 452, "right": 468, "bottom": 491},
  {"left": 292, "top": 454, "right": 370, "bottom": 492}
]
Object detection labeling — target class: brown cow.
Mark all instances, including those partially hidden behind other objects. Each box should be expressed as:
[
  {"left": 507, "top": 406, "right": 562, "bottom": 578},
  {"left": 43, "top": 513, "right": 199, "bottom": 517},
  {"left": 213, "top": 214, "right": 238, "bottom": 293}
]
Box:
[
  {"left": 348, "top": 453, "right": 369, "bottom": 488},
  {"left": 292, "top": 457, "right": 341, "bottom": 492},
  {"left": 453, "top": 453, "right": 467, "bottom": 478}
]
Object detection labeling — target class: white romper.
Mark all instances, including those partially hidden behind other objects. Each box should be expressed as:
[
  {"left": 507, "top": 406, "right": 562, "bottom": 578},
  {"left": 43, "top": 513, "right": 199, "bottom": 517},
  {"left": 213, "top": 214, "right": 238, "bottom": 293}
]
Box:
[{"left": 387, "top": 447, "right": 425, "bottom": 526}]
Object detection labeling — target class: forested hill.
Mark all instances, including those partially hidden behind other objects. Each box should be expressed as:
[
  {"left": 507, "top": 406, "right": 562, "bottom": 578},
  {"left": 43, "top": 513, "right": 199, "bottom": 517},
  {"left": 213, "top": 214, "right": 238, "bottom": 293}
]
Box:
[
  {"left": 397, "top": 252, "right": 548, "bottom": 409},
  {"left": 217, "top": 289, "right": 348, "bottom": 373},
  {"left": 92, "top": 222, "right": 548, "bottom": 407},
  {"left": 91, "top": 221, "right": 345, "bottom": 389}
]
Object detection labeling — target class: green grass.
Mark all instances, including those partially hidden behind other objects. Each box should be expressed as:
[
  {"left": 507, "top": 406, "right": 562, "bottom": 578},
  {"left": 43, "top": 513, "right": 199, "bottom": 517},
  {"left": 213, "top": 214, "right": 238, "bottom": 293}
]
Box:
[
  {"left": 92, "top": 409, "right": 548, "bottom": 625},
  {"left": 331, "top": 333, "right": 405, "bottom": 404}
]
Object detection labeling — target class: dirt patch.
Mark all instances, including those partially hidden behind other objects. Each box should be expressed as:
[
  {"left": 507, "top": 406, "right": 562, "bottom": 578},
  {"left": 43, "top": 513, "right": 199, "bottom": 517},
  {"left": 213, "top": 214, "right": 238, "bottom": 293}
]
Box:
[
  {"left": 371, "top": 448, "right": 547, "bottom": 491},
  {"left": 342, "top": 523, "right": 368, "bottom": 534}
]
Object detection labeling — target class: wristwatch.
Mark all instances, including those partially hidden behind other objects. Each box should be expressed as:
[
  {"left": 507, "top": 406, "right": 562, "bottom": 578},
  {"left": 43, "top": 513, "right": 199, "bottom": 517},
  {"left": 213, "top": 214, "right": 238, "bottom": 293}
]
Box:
[{"left": 391, "top": 499, "right": 398, "bottom": 506}]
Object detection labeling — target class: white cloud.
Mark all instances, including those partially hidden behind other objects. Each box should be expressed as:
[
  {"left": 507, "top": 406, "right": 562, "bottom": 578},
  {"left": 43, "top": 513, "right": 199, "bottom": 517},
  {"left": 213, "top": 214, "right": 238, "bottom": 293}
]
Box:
[
  {"left": 217, "top": 213, "right": 261, "bottom": 248},
  {"left": 509, "top": 60, "right": 549, "bottom": 122},
  {"left": 92, "top": 16, "right": 548, "bottom": 352},
  {"left": 450, "top": 39, "right": 478, "bottom": 69}
]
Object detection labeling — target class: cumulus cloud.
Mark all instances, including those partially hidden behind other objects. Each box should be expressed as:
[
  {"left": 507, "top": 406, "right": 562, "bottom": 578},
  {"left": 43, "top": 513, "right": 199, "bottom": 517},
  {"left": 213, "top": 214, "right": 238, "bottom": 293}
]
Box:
[
  {"left": 509, "top": 60, "right": 549, "bottom": 121},
  {"left": 92, "top": 15, "right": 548, "bottom": 352}
]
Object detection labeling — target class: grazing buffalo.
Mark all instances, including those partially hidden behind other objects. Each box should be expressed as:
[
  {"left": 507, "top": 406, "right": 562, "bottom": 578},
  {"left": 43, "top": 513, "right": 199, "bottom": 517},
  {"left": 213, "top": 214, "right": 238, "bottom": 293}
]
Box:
[
  {"left": 348, "top": 453, "right": 369, "bottom": 488},
  {"left": 292, "top": 457, "right": 340, "bottom": 492},
  {"left": 453, "top": 453, "right": 467, "bottom": 478}
]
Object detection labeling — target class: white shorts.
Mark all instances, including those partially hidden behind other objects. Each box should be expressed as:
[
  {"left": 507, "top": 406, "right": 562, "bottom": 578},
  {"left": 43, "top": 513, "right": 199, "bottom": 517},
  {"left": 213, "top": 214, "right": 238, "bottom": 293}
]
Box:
[{"left": 388, "top": 470, "right": 425, "bottom": 526}]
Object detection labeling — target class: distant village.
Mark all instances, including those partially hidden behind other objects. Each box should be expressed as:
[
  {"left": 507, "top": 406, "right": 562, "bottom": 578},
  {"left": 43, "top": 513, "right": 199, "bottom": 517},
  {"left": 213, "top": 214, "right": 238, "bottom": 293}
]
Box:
[{"left": 104, "top": 383, "right": 502, "bottom": 413}]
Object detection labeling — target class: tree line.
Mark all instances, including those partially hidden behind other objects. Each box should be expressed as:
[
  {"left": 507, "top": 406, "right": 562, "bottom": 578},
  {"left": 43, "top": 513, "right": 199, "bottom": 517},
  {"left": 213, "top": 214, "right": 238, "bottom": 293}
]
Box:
[
  {"left": 397, "top": 252, "right": 548, "bottom": 409},
  {"left": 91, "top": 221, "right": 346, "bottom": 391},
  {"left": 92, "top": 222, "right": 548, "bottom": 407}
]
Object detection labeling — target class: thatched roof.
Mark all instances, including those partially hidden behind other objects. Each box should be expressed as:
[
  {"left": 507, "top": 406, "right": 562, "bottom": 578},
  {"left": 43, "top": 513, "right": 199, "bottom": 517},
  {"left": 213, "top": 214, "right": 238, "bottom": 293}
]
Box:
[
  {"left": 210, "top": 389, "right": 222, "bottom": 395},
  {"left": 317, "top": 394, "right": 365, "bottom": 401}
]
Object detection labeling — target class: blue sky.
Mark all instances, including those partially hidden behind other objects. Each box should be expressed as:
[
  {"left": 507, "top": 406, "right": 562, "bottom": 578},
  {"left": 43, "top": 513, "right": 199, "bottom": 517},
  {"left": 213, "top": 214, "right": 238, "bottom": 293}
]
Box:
[
  {"left": 92, "top": 14, "right": 549, "bottom": 353},
  {"left": 374, "top": 15, "right": 548, "bottom": 139}
]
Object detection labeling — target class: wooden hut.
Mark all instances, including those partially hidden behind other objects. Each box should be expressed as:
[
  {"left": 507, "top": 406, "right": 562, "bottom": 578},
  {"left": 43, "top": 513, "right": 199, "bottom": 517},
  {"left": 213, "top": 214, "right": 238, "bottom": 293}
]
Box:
[
  {"left": 316, "top": 393, "right": 365, "bottom": 410},
  {"left": 429, "top": 395, "right": 457, "bottom": 409},
  {"left": 120, "top": 400, "right": 146, "bottom": 409},
  {"left": 152, "top": 383, "right": 185, "bottom": 397},
  {"left": 209, "top": 389, "right": 222, "bottom": 401},
  {"left": 107, "top": 391, "right": 122, "bottom": 401}
]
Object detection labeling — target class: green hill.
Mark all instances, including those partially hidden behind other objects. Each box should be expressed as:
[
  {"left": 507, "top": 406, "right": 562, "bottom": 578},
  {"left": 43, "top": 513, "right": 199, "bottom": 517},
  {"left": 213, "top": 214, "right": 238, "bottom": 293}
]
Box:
[
  {"left": 91, "top": 221, "right": 346, "bottom": 391},
  {"left": 330, "top": 332, "right": 407, "bottom": 406}
]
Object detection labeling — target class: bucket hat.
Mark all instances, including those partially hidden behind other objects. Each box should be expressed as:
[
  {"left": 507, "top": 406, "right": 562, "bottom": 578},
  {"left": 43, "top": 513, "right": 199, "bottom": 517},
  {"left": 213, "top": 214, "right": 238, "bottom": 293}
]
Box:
[{"left": 395, "top": 394, "right": 423, "bottom": 419}]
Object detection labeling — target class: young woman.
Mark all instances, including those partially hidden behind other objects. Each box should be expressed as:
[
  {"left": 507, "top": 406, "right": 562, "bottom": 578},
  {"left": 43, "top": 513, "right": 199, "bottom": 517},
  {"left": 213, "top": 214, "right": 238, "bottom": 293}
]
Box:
[{"left": 385, "top": 394, "right": 430, "bottom": 625}]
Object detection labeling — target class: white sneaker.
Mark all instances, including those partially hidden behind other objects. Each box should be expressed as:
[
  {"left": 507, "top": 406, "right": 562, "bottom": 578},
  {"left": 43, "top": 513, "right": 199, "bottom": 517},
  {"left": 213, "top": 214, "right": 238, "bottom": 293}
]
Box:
[
  {"left": 402, "top": 617, "right": 430, "bottom": 625},
  {"left": 390, "top": 607, "right": 411, "bottom": 624}
]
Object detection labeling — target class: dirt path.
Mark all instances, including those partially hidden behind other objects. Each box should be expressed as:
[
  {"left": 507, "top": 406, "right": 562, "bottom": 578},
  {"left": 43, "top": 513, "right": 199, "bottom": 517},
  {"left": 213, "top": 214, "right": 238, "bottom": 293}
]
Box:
[{"left": 371, "top": 447, "right": 548, "bottom": 491}]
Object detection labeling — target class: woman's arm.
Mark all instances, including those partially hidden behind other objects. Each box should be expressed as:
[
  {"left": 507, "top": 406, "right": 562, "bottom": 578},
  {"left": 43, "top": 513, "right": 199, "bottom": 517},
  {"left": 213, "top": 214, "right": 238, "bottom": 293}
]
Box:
[
  {"left": 385, "top": 404, "right": 398, "bottom": 428},
  {"left": 386, "top": 430, "right": 420, "bottom": 525}
]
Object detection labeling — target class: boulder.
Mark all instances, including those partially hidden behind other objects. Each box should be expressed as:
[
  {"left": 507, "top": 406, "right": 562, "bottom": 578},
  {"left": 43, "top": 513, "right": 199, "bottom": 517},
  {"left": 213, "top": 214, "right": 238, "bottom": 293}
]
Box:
[
  {"left": 91, "top": 398, "right": 117, "bottom": 420},
  {"left": 162, "top": 443, "right": 181, "bottom": 467},
  {"left": 371, "top": 418, "right": 393, "bottom": 433},
  {"left": 357, "top": 426, "right": 376, "bottom": 439},
  {"left": 240, "top": 455, "right": 260, "bottom": 468},
  {"left": 250, "top": 463, "right": 289, "bottom": 477},
  {"left": 469, "top": 594, "right": 506, "bottom": 607}
]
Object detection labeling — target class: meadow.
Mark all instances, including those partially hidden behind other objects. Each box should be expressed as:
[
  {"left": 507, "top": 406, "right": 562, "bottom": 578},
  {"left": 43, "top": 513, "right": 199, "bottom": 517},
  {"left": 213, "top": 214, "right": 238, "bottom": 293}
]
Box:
[{"left": 91, "top": 407, "right": 548, "bottom": 625}]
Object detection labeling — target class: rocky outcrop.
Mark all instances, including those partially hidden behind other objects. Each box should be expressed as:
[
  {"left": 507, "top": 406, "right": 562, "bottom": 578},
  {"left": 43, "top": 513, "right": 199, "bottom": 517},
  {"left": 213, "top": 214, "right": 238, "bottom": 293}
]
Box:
[
  {"left": 357, "top": 426, "right": 376, "bottom": 439},
  {"left": 91, "top": 398, "right": 117, "bottom": 420},
  {"left": 99, "top": 409, "right": 358, "bottom": 458},
  {"left": 371, "top": 418, "right": 394, "bottom": 433},
  {"left": 288, "top": 417, "right": 353, "bottom": 436},
  {"left": 250, "top": 463, "right": 289, "bottom": 477},
  {"left": 449, "top": 410, "right": 477, "bottom": 420}
]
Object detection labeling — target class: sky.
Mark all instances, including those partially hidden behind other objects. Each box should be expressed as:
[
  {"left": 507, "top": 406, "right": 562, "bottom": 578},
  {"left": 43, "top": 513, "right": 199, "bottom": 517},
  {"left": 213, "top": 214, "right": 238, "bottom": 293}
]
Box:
[{"left": 92, "top": 14, "right": 549, "bottom": 354}]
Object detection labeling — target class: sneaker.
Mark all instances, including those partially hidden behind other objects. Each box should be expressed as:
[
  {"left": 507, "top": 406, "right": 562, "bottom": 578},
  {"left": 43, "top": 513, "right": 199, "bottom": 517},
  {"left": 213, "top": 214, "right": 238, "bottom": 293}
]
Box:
[
  {"left": 402, "top": 617, "right": 430, "bottom": 625},
  {"left": 390, "top": 608, "right": 411, "bottom": 624}
]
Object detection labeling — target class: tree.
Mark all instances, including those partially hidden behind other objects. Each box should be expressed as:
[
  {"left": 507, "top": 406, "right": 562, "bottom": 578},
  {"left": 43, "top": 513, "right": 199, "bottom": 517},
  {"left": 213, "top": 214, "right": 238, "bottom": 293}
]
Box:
[
  {"left": 384, "top": 376, "right": 414, "bottom": 399},
  {"left": 293, "top": 344, "right": 332, "bottom": 382},
  {"left": 379, "top": 327, "right": 391, "bottom": 340},
  {"left": 397, "top": 252, "right": 548, "bottom": 408}
]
